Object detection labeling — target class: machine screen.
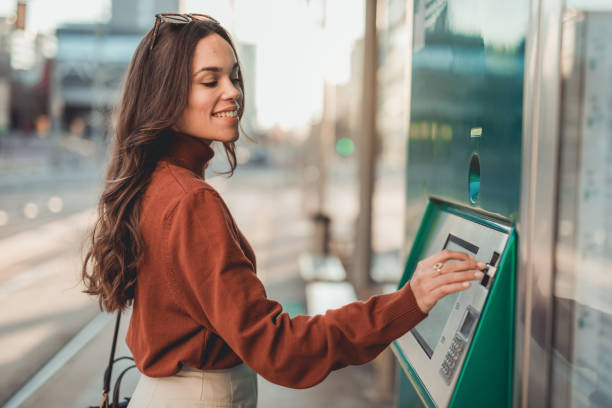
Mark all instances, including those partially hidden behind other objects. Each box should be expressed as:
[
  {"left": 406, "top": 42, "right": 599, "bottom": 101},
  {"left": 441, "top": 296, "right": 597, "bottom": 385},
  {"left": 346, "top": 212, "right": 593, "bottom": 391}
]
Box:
[{"left": 411, "top": 234, "right": 479, "bottom": 358}]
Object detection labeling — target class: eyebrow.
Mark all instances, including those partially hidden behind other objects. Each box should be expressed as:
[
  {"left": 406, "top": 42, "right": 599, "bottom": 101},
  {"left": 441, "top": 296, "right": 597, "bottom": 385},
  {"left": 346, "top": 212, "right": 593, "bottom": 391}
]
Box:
[{"left": 194, "top": 62, "right": 239, "bottom": 75}]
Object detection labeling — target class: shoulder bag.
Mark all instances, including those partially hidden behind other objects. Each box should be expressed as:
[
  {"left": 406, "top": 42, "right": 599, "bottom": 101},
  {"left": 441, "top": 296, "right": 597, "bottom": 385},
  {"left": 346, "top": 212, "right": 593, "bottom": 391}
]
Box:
[{"left": 89, "top": 312, "right": 137, "bottom": 408}]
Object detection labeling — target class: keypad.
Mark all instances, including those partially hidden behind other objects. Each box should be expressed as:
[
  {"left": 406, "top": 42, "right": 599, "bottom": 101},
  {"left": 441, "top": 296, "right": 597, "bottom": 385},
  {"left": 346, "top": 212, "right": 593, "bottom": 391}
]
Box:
[{"left": 439, "top": 334, "right": 467, "bottom": 384}]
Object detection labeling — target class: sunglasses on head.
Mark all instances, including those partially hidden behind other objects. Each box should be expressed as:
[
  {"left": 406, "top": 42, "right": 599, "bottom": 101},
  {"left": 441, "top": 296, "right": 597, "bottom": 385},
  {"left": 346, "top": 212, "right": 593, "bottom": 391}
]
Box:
[{"left": 149, "top": 13, "right": 220, "bottom": 52}]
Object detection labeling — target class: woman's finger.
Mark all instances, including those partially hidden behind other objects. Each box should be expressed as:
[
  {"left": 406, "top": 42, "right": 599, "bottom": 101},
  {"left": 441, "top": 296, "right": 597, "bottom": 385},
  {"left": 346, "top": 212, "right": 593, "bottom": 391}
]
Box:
[
  {"left": 434, "top": 270, "right": 483, "bottom": 287},
  {"left": 432, "top": 281, "right": 473, "bottom": 299},
  {"left": 439, "top": 259, "right": 485, "bottom": 274},
  {"left": 427, "top": 249, "right": 472, "bottom": 265}
]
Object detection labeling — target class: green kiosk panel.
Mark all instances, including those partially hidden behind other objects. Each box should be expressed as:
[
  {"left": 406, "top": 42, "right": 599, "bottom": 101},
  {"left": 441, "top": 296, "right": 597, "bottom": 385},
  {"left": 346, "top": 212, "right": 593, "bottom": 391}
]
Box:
[{"left": 392, "top": 199, "right": 515, "bottom": 407}]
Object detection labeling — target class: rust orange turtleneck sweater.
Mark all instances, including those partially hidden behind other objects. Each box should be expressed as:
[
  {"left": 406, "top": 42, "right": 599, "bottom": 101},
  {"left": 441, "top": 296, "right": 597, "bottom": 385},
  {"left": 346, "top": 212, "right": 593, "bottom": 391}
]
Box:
[{"left": 126, "top": 131, "right": 427, "bottom": 388}]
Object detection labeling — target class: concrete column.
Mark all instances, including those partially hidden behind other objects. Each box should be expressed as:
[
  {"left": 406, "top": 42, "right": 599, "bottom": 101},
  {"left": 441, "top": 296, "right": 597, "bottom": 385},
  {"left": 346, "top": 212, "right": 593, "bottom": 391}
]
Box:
[{"left": 353, "top": 0, "right": 377, "bottom": 292}]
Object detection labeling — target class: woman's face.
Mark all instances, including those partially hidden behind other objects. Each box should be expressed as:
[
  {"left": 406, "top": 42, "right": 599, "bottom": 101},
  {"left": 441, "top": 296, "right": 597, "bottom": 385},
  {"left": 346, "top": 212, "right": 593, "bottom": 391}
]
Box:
[{"left": 174, "top": 33, "right": 242, "bottom": 144}]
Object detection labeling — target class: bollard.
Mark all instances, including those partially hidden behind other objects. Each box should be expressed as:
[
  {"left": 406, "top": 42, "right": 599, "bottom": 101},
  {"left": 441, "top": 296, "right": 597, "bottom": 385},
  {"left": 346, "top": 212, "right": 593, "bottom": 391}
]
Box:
[{"left": 311, "top": 212, "right": 331, "bottom": 255}]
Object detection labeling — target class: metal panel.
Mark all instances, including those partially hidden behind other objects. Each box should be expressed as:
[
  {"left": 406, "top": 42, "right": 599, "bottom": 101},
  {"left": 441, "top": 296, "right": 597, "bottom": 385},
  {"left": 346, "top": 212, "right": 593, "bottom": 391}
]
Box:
[
  {"left": 404, "top": 0, "right": 528, "bottom": 244},
  {"left": 513, "top": 0, "right": 541, "bottom": 405},
  {"left": 517, "top": 0, "right": 564, "bottom": 406}
]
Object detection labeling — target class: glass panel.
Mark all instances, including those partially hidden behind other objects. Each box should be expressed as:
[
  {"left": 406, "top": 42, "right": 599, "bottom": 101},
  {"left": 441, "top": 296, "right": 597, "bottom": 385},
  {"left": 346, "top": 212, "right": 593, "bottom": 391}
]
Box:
[{"left": 552, "top": 10, "right": 612, "bottom": 408}]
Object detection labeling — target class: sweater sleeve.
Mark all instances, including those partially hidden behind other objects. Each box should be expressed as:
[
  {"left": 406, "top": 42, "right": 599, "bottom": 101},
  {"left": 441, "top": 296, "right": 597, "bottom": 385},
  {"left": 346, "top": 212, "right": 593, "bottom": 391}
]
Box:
[{"left": 165, "top": 188, "right": 427, "bottom": 389}]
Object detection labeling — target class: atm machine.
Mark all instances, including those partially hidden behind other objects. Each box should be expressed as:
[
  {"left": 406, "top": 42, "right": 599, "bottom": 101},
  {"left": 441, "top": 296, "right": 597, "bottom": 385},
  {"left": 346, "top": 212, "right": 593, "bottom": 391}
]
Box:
[
  {"left": 387, "top": 0, "right": 527, "bottom": 406},
  {"left": 391, "top": 199, "right": 516, "bottom": 407}
]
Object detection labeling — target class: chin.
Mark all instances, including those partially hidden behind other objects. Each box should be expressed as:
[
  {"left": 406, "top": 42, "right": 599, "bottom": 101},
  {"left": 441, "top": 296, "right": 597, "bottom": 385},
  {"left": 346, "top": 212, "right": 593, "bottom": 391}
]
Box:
[
  {"left": 204, "top": 133, "right": 239, "bottom": 144},
  {"left": 223, "top": 133, "right": 239, "bottom": 143}
]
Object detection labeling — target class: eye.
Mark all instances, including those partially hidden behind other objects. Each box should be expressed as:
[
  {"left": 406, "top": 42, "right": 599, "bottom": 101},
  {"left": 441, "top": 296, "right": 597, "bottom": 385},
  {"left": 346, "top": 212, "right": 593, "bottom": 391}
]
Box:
[
  {"left": 202, "top": 81, "right": 217, "bottom": 88},
  {"left": 231, "top": 77, "right": 240, "bottom": 84}
]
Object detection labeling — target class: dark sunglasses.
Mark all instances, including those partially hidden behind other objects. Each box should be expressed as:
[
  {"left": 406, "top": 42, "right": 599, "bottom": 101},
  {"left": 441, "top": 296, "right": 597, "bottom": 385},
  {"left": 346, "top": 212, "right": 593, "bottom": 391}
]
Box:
[{"left": 149, "top": 13, "right": 220, "bottom": 52}]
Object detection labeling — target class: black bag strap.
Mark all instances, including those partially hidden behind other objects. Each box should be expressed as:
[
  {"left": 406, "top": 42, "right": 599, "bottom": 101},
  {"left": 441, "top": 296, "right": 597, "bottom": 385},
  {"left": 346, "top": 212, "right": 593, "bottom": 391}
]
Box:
[
  {"left": 100, "top": 312, "right": 122, "bottom": 408},
  {"left": 112, "top": 364, "right": 137, "bottom": 407}
]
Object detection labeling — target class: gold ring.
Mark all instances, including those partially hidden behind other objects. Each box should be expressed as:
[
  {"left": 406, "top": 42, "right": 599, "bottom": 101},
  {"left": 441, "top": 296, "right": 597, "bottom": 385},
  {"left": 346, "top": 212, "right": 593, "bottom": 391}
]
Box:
[{"left": 433, "top": 262, "right": 443, "bottom": 273}]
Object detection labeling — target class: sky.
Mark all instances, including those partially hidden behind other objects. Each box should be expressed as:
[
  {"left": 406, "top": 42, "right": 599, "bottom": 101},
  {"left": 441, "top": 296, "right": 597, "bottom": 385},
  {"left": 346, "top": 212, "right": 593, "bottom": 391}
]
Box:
[
  {"left": 188, "top": 0, "right": 364, "bottom": 129},
  {"left": 1, "top": 0, "right": 365, "bottom": 131}
]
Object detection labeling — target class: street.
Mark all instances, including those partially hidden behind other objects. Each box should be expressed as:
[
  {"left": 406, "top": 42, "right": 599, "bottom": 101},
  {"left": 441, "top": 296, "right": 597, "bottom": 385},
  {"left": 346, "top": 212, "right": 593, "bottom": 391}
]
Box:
[
  {"left": 0, "top": 144, "right": 397, "bottom": 407},
  {"left": 0, "top": 152, "right": 304, "bottom": 402}
]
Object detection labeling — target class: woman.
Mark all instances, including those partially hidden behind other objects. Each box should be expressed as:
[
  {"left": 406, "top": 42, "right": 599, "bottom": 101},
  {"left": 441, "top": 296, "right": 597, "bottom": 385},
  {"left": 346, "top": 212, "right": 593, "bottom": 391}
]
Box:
[{"left": 82, "top": 13, "right": 485, "bottom": 407}]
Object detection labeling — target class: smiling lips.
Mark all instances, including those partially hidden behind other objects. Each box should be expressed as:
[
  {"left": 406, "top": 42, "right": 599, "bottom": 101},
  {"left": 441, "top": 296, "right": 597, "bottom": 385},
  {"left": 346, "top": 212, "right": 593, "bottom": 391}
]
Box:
[
  {"left": 212, "top": 110, "right": 238, "bottom": 118},
  {"left": 212, "top": 102, "right": 240, "bottom": 119},
  {"left": 211, "top": 105, "right": 239, "bottom": 124}
]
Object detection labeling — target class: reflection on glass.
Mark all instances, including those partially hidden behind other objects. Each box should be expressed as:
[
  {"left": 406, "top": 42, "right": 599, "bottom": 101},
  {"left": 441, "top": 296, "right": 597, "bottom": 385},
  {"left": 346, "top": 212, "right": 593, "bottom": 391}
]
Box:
[
  {"left": 552, "top": 11, "right": 612, "bottom": 408},
  {"left": 406, "top": 0, "right": 528, "bottom": 228}
]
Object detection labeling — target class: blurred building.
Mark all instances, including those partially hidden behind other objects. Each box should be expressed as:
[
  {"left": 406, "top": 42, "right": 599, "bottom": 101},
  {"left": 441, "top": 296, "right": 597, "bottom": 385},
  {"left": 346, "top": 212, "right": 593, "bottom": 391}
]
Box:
[
  {"left": 52, "top": 22, "right": 139, "bottom": 138},
  {"left": 9, "top": 32, "right": 53, "bottom": 133},
  {"left": 52, "top": 0, "right": 178, "bottom": 139},
  {"left": 0, "top": 8, "right": 56, "bottom": 135},
  {"left": 52, "top": 0, "right": 260, "bottom": 144},
  {"left": 109, "top": 0, "right": 178, "bottom": 33},
  {"left": 376, "top": 0, "right": 411, "bottom": 167}
]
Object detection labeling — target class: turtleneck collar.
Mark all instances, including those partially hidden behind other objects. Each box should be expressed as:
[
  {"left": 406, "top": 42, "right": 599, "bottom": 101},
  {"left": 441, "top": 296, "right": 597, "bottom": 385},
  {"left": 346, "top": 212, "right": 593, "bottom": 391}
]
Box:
[{"left": 160, "top": 130, "right": 215, "bottom": 177}]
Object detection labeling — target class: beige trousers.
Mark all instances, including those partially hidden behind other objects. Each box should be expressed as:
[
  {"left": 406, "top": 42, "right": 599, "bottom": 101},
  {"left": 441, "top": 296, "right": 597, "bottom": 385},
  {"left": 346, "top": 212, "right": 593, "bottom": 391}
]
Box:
[{"left": 127, "top": 364, "right": 258, "bottom": 408}]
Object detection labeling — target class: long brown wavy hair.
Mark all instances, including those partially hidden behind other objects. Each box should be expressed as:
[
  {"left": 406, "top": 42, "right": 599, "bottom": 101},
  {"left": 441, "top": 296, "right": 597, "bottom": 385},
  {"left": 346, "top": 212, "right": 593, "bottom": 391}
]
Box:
[{"left": 82, "top": 17, "right": 246, "bottom": 312}]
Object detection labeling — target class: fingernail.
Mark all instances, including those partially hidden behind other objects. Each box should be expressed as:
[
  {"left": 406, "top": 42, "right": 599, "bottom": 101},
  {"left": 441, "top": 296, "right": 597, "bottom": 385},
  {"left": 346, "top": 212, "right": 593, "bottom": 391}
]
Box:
[
  {"left": 463, "top": 281, "right": 470, "bottom": 287},
  {"left": 475, "top": 271, "right": 484, "bottom": 278},
  {"left": 477, "top": 262, "right": 486, "bottom": 269}
]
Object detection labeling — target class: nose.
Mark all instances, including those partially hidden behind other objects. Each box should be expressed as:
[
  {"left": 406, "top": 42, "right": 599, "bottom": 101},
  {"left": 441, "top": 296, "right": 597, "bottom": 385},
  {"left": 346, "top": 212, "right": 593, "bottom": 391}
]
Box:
[{"left": 222, "top": 77, "right": 241, "bottom": 102}]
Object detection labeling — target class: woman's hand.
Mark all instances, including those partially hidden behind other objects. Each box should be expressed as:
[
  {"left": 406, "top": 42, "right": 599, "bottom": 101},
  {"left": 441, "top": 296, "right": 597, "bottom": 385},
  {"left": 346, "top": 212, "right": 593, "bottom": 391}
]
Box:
[{"left": 410, "top": 250, "right": 486, "bottom": 314}]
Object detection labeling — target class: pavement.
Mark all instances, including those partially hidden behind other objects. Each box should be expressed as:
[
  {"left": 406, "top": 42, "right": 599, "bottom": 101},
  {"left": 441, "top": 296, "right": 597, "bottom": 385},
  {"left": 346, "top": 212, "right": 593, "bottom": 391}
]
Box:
[{"left": 1, "top": 145, "right": 400, "bottom": 407}]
